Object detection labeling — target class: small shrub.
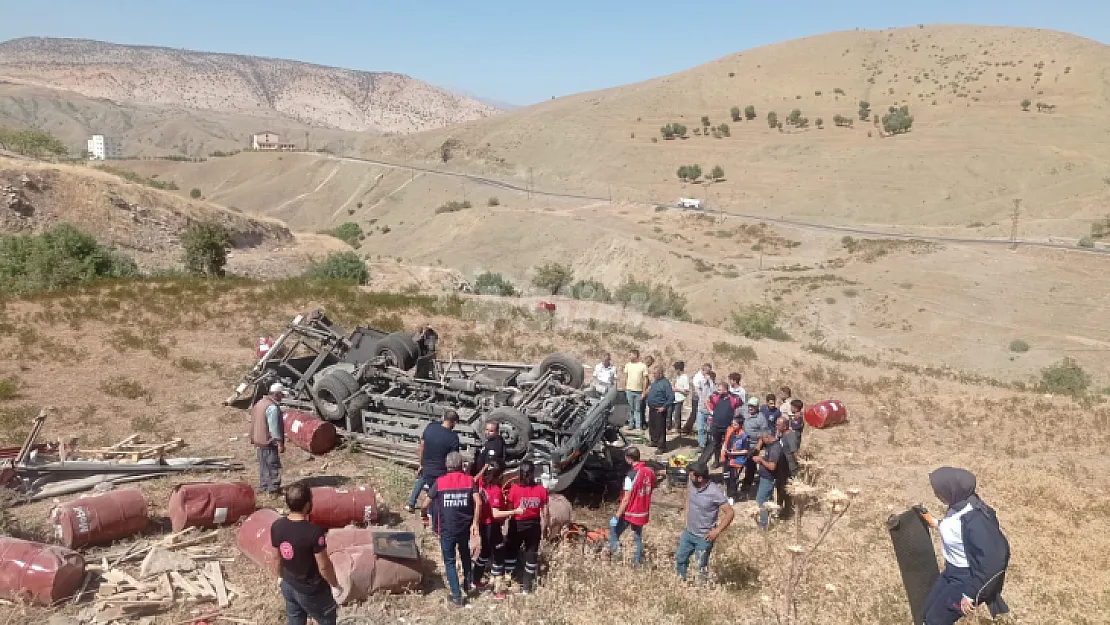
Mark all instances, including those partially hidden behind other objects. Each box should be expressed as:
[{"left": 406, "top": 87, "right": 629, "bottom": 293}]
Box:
[
  {"left": 1021, "top": 99, "right": 1031, "bottom": 111},
  {"left": 717, "top": 123, "right": 730, "bottom": 137},
  {"left": 710, "top": 165, "right": 725, "bottom": 181},
  {"left": 815, "top": 118, "right": 824, "bottom": 129},
  {"left": 613, "top": 279, "right": 689, "bottom": 320},
  {"left": 474, "top": 271, "right": 518, "bottom": 297},
  {"left": 322, "top": 222, "right": 363, "bottom": 247},
  {"left": 100, "top": 378, "right": 151, "bottom": 401},
  {"left": 712, "top": 342, "right": 758, "bottom": 364},
  {"left": 302, "top": 252, "right": 369, "bottom": 285},
  {"left": 843, "top": 288, "right": 859, "bottom": 298},
  {"left": 532, "top": 262, "right": 574, "bottom": 295},
  {"left": 571, "top": 279, "right": 612, "bottom": 302},
  {"left": 0, "top": 376, "right": 19, "bottom": 400},
  {"left": 189, "top": 188, "right": 202, "bottom": 199},
  {"left": 730, "top": 106, "right": 741, "bottom": 122},
  {"left": 858, "top": 101, "right": 871, "bottom": 121},
  {"left": 182, "top": 221, "right": 233, "bottom": 276},
  {"left": 1078, "top": 237, "right": 1095, "bottom": 249},
  {"left": 730, "top": 304, "right": 791, "bottom": 341},
  {"left": 435, "top": 200, "right": 473, "bottom": 214},
  {"left": 744, "top": 105, "right": 756, "bottom": 120},
  {"left": 701, "top": 115, "right": 711, "bottom": 127},
  {"left": 1039, "top": 358, "right": 1091, "bottom": 397},
  {"left": 1009, "top": 339, "right": 1030, "bottom": 353},
  {"left": 767, "top": 111, "right": 778, "bottom": 128},
  {"left": 882, "top": 105, "right": 914, "bottom": 134},
  {"left": 487, "top": 196, "right": 500, "bottom": 207}
]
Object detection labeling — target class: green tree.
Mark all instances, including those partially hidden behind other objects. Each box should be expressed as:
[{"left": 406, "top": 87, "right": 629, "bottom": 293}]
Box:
[
  {"left": 687, "top": 164, "right": 702, "bottom": 181},
  {"left": 613, "top": 279, "right": 689, "bottom": 320},
  {"left": 0, "top": 128, "right": 68, "bottom": 158},
  {"left": 701, "top": 115, "right": 711, "bottom": 128},
  {"left": 189, "top": 188, "right": 202, "bottom": 199},
  {"left": 730, "top": 304, "right": 791, "bottom": 341},
  {"left": 858, "top": 101, "right": 872, "bottom": 121},
  {"left": 767, "top": 111, "right": 778, "bottom": 128},
  {"left": 677, "top": 165, "right": 690, "bottom": 182},
  {"left": 744, "top": 105, "right": 756, "bottom": 120},
  {"left": 882, "top": 105, "right": 914, "bottom": 135},
  {"left": 1020, "top": 98, "right": 1031, "bottom": 111},
  {"left": 660, "top": 125, "right": 675, "bottom": 140},
  {"left": 303, "top": 252, "right": 369, "bottom": 284},
  {"left": 531, "top": 262, "right": 574, "bottom": 295},
  {"left": 815, "top": 118, "right": 824, "bottom": 129},
  {"left": 672, "top": 123, "right": 688, "bottom": 138},
  {"left": 717, "top": 123, "right": 730, "bottom": 137},
  {"left": 474, "top": 271, "right": 517, "bottom": 296},
  {"left": 323, "top": 222, "right": 363, "bottom": 247},
  {"left": 710, "top": 165, "right": 725, "bottom": 181},
  {"left": 570, "top": 279, "right": 611, "bottom": 302},
  {"left": 787, "top": 109, "right": 803, "bottom": 125},
  {"left": 0, "top": 223, "right": 137, "bottom": 293},
  {"left": 1039, "top": 358, "right": 1091, "bottom": 397},
  {"left": 730, "top": 106, "right": 741, "bottom": 122},
  {"left": 182, "top": 221, "right": 233, "bottom": 277}
]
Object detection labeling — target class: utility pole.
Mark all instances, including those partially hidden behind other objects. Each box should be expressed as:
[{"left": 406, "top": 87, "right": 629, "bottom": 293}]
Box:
[
  {"left": 462, "top": 180, "right": 468, "bottom": 204},
  {"left": 304, "top": 131, "right": 310, "bottom": 152},
  {"left": 1009, "top": 198, "right": 1022, "bottom": 250},
  {"left": 528, "top": 168, "right": 534, "bottom": 201},
  {"left": 608, "top": 184, "right": 612, "bottom": 204}
]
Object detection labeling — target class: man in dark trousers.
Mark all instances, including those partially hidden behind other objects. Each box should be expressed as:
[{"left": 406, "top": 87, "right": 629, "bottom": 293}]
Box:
[
  {"left": 428, "top": 451, "right": 482, "bottom": 606},
  {"left": 471, "top": 420, "right": 506, "bottom": 476},
  {"left": 609, "top": 446, "right": 655, "bottom": 567},
  {"left": 251, "top": 382, "right": 286, "bottom": 496},
  {"left": 406, "top": 410, "right": 461, "bottom": 513},
  {"left": 271, "top": 483, "right": 340, "bottom": 625},
  {"left": 699, "top": 382, "right": 740, "bottom": 469},
  {"left": 645, "top": 365, "right": 675, "bottom": 452}
]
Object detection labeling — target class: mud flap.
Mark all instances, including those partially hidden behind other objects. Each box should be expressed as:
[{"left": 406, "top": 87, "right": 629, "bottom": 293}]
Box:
[{"left": 887, "top": 507, "right": 940, "bottom": 625}]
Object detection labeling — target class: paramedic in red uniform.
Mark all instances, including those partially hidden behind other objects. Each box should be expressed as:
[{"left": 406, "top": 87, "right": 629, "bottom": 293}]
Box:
[
  {"left": 472, "top": 460, "right": 518, "bottom": 599},
  {"left": 608, "top": 446, "right": 655, "bottom": 567},
  {"left": 504, "top": 460, "right": 549, "bottom": 594},
  {"left": 428, "top": 451, "right": 482, "bottom": 607}
]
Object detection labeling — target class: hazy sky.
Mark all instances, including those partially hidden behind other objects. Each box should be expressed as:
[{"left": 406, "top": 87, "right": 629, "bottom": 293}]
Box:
[{"left": 1, "top": 0, "right": 1108, "bottom": 104}]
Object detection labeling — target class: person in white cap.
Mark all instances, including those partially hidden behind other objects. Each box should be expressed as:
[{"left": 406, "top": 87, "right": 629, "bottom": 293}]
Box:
[{"left": 251, "top": 382, "right": 287, "bottom": 495}]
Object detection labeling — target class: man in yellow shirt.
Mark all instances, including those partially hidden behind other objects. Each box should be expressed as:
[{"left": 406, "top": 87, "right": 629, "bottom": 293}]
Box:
[{"left": 622, "top": 350, "right": 649, "bottom": 430}]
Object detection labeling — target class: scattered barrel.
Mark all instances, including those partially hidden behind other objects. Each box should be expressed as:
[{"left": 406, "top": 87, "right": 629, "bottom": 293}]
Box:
[
  {"left": 283, "top": 409, "right": 338, "bottom": 455},
  {"left": 803, "top": 399, "right": 849, "bottom": 429},
  {"left": 0, "top": 537, "right": 86, "bottom": 606},
  {"left": 331, "top": 545, "right": 422, "bottom": 603},
  {"left": 325, "top": 527, "right": 378, "bottom": 554},
  {"left": 169, "top": 482, "right": 256, "bottom": 532},
  {"left": 307, "top": 485, "right": 378, "bottom": 529},
  {"left": 236, "top": 508, "right": 282, "bottom": 577},
  {"left": 545, "top": 494, "right": 573, "bottom": 538},
  {"left": 52, "top": 488, "right": 149, "bottom": 548}
]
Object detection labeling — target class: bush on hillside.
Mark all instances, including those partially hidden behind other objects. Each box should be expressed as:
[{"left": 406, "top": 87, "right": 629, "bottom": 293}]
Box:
[
  {"left": 487, "top": 196, "right": 500, "bottom": 206},
  {"left": 189, "top": 188, "right": 202, "bottom": 199},
  {"left": 182, "top": 221, "right": 233, "bottom": 277},
  {"left": 1020, "top": 99, "right": 1031, "bottom": 111},
  {"left": 858, "top": 101, "right": 871, "bottom": 121},
  {"left": 815, "top": 118, "right": 824, "bottom": 129},
  {"left": 322, "top": 222, "right": 363, "bottom": 247},
  {"left": 0, "top": 223, "right": 137, "bottom": 293},
  {"left": 833, "top": 114, "right": 854, "bottom": 128},
  {"left": 0, "top": 128, "right": 68, "bottom": 158},
  {"left": 1009, "top": 339, "right": 1030, "bottom": 353},
  {"left": 730, "top": 106, "right": 741, "bottom": 122},
  {"left": 710, "top": 165, "right": 725, "bottom": 181},
  {"left": 1078, "top": 237, "right": 1095, "bottom": 248},
  {"left": 730, "top": 304, "right": 791, "bottom": 341},
  {"left": 531, "top": 262, "right": 574, "bottom": 295},
  {"left": 570, "top": 279, "right": 612, "bottom": 302},
  {"left": 1039, "top": 358, "right": 1091, "bottom": 398},
  {"left": 1090, "top": 217, "right": 1110, "bottom": 240},
  {"left": 700, "top": 115, "right": 711, "bottom": 128},
  {"left": 677, "top": 164, "right": 702, "bottom": 182},
  {"left": 717, "top": 123, "right": 730, "bottom": 137},
  {"left": 767, "top": 111, "right": 778, "bottom": 128},
  {"left": 613, "top": 279, "right": 689, "bottom": 320},
  {"left": 744, "top": 105, "right": 756, "bottom": 120},
  {"left": 435, "top": 200, "right": 472, "bottom": 214},
  {"left": 302, "top": 251, "right": 369, "bottom": 285},
  {"left": 882, "top": 105, "right": 914, "bottom": 135},
  {"left": 474, "top": 271, "right": 517, "bottom": 297}
]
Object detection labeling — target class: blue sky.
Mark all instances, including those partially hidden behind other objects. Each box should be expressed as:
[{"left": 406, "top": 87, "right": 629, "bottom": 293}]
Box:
[{"left": 1, "top": 0, "right": 1107, "bottom": 105}]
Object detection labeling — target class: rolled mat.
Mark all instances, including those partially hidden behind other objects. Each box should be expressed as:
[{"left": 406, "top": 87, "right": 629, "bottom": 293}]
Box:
[{"left": 887, "top": 507, "right": 941, "bottom": 625}]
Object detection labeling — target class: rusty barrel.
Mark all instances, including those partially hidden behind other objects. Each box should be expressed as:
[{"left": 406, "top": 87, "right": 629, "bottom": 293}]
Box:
[
  {"left": 236, "top": 508, "right": 282, "bottom": 577},
  {"left": 283, "top": 409, "right": 338, "bottom": 455},
  {"left": 52, "top": 488, "right": 149, "bottom": 548},
  {"left": 169, "top": 482, "right": 256, "bottom": 532},
  {"left": 332, "top": 545, "right": 422, "bottom": 603},
  {"left": 803, "top": 399, "right": 849, "bottom": 429},
  {"left": 307, "top": 485, "right": 378, "bottom": 529},
  {"left": 546, "top": 494, "right": 573, "bottom": 538},
  {"left": 325, "top": 527, "right": 378, "bottom": 554},
  {"left": 0, "top": 537, "right": 86, "bottom": 606}
]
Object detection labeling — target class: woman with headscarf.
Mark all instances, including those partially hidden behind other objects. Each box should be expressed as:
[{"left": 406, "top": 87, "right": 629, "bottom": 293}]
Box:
[{"left": 922, "top": 467, "right": 1010, "bottom": 625}]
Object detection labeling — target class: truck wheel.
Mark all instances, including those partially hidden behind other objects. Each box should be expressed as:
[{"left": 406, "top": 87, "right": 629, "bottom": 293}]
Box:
[
  {"left": 536, "top": 353, "right": 585, "bottom": 388},
  {"left": 481, "top": 407, "right": 532, "bottom": 457},
  {"left": 376, "top": 333, "right": 419, "bottom": 370},
  {"left": 313, "top": 369, "right": 358, "bottom": 422}
]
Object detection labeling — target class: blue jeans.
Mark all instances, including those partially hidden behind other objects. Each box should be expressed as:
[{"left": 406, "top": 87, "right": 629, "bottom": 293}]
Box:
[
  {"left": 439, "top": 532, "right": 473, "bottom": 599},
  {"left": 674, "top": 529, "right": 713, "bottom": 581},
  {"left": 756, "top": 477, "right": 776, "bottom": 528},
  {"left": 406, "top": 474, "right": 427, "bottom": 508},
  {"left": 279, "top": 580, "right": 337, "bottom": 625},
  {"left": 696, "top": 408, "right": 709, "bottom": 448},
  {"left": 625, "top": 390, "right": 643, "bottom": 429},
  {"left": 608, "top": 518, "right": 644, "bottom": 566}
]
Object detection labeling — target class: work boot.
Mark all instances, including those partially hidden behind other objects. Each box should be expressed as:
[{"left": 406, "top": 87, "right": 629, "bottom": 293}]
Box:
[{"left": 492, "top": 577, "right": 506, "bottom": 600}]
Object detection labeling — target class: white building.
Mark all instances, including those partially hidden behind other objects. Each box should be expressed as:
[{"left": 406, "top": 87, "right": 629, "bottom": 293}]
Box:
[
  {"left": 251, "top": 131, "right": 296, "bottom": 151},
  {"left": 87, "top": 135, "right": 121, "bottom": 160}
]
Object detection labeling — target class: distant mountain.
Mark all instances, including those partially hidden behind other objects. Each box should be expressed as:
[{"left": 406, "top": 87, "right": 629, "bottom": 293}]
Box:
[
  {"left": 442, "top": 86, "right": 521, "bottom": 111},
  {"left": 0, "top": 37, "right": 500, "bottom": 133}
]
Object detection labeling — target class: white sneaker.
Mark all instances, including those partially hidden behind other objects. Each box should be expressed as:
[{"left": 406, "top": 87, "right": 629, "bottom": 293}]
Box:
[{"left": 728, "top": 497, "right": 735, "bottom": 505}]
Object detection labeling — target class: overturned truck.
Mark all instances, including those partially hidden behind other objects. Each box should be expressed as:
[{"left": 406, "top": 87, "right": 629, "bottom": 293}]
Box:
[{"left": 226, "top": 310, "right": 630, "bottom": 491}]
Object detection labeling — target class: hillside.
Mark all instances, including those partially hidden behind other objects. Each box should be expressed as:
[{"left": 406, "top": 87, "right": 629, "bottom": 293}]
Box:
[{"left": 0, "top": 37, "right": 498, "bottom": 133}]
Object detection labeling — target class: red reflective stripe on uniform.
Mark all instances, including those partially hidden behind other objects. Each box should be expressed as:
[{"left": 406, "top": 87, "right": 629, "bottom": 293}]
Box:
[{"left": 621, "top": 462, "right": 654, "bottom": 526}]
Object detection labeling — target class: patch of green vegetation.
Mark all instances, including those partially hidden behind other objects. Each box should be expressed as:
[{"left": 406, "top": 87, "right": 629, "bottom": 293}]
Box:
[
  {"left": 0, "top": 376, "right": 19, "bottom": 401},
  {"left": 183, "top": 221, "right": 232, "bottom": 277},
  {"left": 0, "top": 224, "right": 138, "bottom": 293},
  {"left": 730, "top": 304, "right": 791, "bottom": 341},
  {"left": 712, "top": 342, "right": 758, "bottom": 364},
  {"left": 532, "top": 262, "right": 574, "bottom": 295},
  {"left": 474, "top": 272, "right": 518, "bottom": 297},
  {"left": 1039, "top": 358, "right": 1090, "bottom": 398},
  {"left": 320, "top": 222, "right": 363, "bottom": 248},
  {"left": 94, "top": 165, "right": 179, "bottom": 190},
  {"left": 613, "top": 279, "right": 689, "bottom": 320},
  {"left": 1009, "top": 339, "right": 1030, "bottom": 353},
  {"left": 434, "top": 200, "right": 472, "bottom": 214},
  {"left": 302, "top": 252, "right": 369, "bottom": 285}
]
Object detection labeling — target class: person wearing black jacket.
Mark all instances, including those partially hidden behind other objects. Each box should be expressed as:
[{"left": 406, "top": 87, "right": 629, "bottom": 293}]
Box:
[
  {"left": 472, "top": 421, "right": 506, "bottom": 476},
  {"left": 923, "top": 467, "right": 1010, "bottom": 625}
]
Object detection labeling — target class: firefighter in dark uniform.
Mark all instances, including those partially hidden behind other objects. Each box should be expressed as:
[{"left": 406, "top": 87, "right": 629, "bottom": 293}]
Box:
[{"left": 472, "top": 420, "right": 506, "bottom": 476}]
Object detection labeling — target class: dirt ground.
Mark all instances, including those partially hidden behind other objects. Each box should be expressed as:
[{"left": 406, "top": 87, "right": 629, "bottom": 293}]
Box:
[{"left": 2, "top": 279, "right": 1109, "bottom": 625}]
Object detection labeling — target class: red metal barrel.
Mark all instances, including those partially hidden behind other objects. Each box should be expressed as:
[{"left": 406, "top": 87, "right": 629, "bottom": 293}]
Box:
[
  {"left": 803, "top": 399, "right": 849, "bottom": 429},
  {"left": 332, "top": 545, "right": 422, "bottom": 603},
  {"left": 283, "top": 409, "right": 338, "bottom": 455},
  {"left": 0, "top": 537, "right": 86, "bottom": 606},
  {"left": 325, "top": 527, "right": 377, "bottom": 554},
  {"left": 169, "top": 482, "right": 256, "bottom": 532},
  {"left": 52, "top": 488, "right": 149, "bottom": 548},
  {"left": 236, "top": 508, "right": 282, "bottom": 577},
  {"left": 546, "top": 494, "right": 573, "bottom": 538},
  {"left": 307, "top": 485, "right": 378, "bottom": 529}
]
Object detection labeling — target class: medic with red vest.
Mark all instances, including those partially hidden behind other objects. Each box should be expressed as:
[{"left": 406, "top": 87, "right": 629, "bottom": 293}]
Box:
[{"left": 609, "top": 446, "right": 655, "bottom": 567}]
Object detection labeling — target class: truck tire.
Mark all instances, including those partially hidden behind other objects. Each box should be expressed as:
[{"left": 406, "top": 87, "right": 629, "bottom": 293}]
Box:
[
  {"left": 481, "top": 407, "right": 532, "bottom": 457},
  {"left": 313, "top": 369, "right": 359, "bottom": 422},
  {"left": 376, "top": 333, "right": 419, "bottom": 371},
  {"left": 536, "top": 353, "right": 585, "bottom": 389}
]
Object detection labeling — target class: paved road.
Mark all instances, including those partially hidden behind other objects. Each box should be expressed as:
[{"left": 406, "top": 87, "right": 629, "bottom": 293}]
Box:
[{"left": 324, "top": 153, "right": 1108, "bottom": 255}]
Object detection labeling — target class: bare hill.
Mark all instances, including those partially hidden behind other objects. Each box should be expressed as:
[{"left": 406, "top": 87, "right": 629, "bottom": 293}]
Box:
[{"left": 0, "top": 37, "right": 498, "bottom": 133}]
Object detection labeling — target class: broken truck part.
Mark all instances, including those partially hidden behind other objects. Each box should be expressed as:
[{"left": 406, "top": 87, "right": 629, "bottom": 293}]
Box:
[{"left": 227, "top": 310, "right": 631, "bottom": 491}]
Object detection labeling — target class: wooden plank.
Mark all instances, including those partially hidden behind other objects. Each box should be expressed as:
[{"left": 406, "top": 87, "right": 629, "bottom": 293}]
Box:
[
  {"left": 159, "top": 573, "right": 174, "bottom": 601},
  {"left": 168, "top": 530, "right": 219, "bottom": 550},
  {"left": 192, "top": 573, "right": 217, "bottom": 599},
  {"left": 207, "top": 562, "right": 229, "bottom": 608},
  {"left": 222, "top": 581, "right": 245, "bottom": 598},
  {"left": 169, "top": 571, "right": 201, "bottom": 597}
]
